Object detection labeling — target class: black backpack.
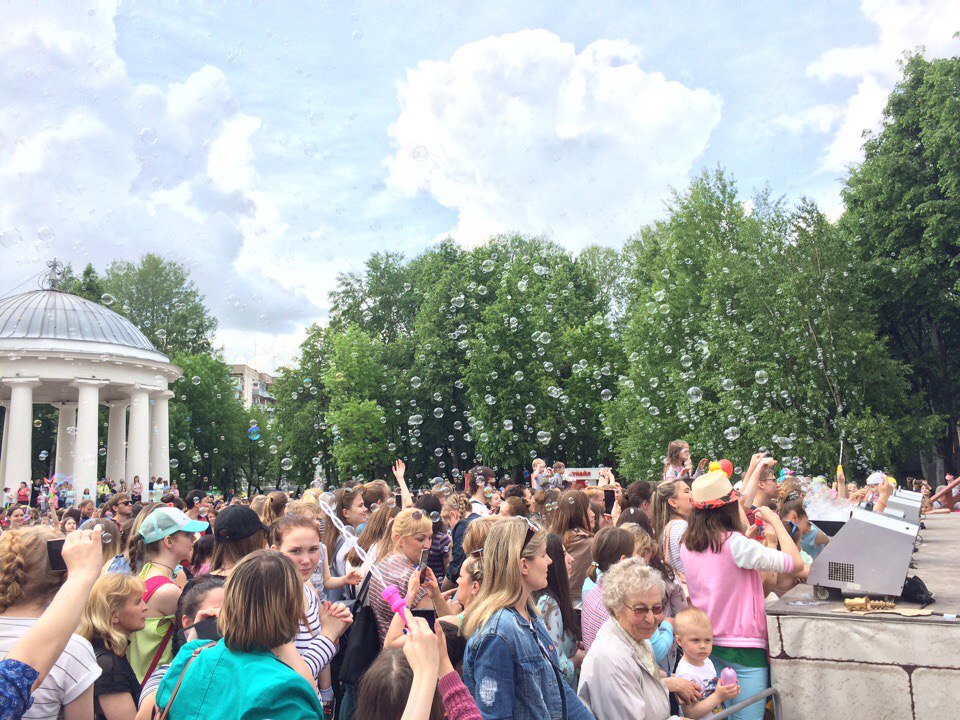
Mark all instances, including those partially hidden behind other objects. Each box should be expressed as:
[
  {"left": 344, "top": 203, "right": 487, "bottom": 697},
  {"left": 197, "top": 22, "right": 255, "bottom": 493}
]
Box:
[
  {"left": 901, "top": 575, "right": 935, "bottom": 607},
  {"left": 337, "top": 573, "right": 383, "bottom": 685}
]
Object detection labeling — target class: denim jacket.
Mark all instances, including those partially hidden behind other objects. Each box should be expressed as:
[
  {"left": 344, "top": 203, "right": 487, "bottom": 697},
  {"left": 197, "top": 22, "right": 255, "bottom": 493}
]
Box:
[{"left": 464, "top": 606, "right": 595, "bottom": 720}]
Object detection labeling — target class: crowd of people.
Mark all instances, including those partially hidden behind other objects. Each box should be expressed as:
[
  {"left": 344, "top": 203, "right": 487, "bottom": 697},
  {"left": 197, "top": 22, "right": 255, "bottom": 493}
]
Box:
[{"left": 0, "top": 444, "right": 948, "bottom": 720}]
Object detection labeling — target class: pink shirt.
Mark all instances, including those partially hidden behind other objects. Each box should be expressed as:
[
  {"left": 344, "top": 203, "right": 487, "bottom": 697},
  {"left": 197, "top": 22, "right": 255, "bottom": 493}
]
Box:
[
  {"left": 580, "top": 574, "right": 608, "bottom": 652},
  {"left": 680, "top": 532, "right": 795, "bottom": 649}
]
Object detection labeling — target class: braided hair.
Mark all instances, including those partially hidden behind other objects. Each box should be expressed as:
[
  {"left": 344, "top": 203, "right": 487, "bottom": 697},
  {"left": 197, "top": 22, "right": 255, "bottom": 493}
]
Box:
[{"left": 0, "top": 527, "right": 63, "bottom": 613}]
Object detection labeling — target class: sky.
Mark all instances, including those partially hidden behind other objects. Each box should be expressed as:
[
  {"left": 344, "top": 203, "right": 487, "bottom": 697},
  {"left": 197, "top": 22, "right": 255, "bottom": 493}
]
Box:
[{"left": 0, "top": 0, "right": 957, "bottom": 373}]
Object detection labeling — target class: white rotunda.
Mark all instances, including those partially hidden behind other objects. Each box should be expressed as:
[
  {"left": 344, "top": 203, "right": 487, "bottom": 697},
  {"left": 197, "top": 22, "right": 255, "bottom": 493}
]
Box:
[{"left": 0, "top": 269, "right": 181, "bottom": 504}]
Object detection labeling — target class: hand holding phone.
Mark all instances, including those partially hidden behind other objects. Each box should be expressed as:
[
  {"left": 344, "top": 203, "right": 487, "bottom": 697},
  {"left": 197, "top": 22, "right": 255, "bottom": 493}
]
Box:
[{"left": 418, "top": 549, "right": 430, "bottom": 583}]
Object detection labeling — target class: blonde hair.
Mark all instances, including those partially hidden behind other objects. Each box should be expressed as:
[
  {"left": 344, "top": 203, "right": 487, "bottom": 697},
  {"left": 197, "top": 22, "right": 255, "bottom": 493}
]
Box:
[
  {"left": 0, "top": 527, "right": 63, "bottom": 612},
  {"left": 286, "top": 499, "right": 320, "bottom": 519},
  {"left": 249, "top": 494, "right": 267, "bottom": 518},
  {"left": 651, "top": 480, "right": 687, "bottom": 541},
  {"left": 218, "top": 550, "right": 303, "bottom": 652},
  {"left": 463, "top": 516, "right": 499, "bottom": 556},
  {"left": 461, "top": 518, "right": 547, "bottom": 637},
  {"left": 78, "top": 574, "right": 146, "bottom": 655},
  {"left": 382, "top": 508, "right": 433, "bottom": 557},
  {"left": 674, "top": 606, "right": 713, "bottom": 637}
]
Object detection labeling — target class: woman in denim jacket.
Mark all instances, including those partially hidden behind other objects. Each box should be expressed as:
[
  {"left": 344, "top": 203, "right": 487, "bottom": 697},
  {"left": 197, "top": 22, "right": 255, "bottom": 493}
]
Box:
[{"left": 462, "top": 517, "right": 594, "bottom": 720}]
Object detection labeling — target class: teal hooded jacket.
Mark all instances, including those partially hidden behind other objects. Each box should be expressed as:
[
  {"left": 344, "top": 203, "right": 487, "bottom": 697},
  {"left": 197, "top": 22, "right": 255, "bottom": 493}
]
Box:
[{"left": 156, "top": 639, "right": 322, "bottom": 720}]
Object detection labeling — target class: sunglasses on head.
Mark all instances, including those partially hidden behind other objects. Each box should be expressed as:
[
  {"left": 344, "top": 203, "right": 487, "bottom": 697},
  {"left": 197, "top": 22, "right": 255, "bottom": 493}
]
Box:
[{"left": 519, "top": 516, "right": 543, "bottom": 553}]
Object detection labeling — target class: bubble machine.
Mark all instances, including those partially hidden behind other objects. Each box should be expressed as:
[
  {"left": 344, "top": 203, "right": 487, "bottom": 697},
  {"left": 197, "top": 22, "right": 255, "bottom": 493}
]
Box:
[
  {"left": 883, "top": 488, "right": 923, "bottom": 525},
  {"left": 809, "top": 508, "right": 919, "bottom": 601}
]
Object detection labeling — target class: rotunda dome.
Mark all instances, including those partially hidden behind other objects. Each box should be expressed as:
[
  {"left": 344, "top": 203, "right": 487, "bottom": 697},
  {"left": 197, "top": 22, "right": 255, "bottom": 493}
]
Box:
[{"left": 0, "top": 289, "right": 168, "bottom": 362}]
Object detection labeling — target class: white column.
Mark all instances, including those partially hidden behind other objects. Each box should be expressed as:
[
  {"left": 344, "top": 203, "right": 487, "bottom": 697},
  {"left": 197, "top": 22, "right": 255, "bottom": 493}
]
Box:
[
  {"left": 54, "top": 403, "right": 78, "bottom": 481},
  {"left": 72, "top": 380, "right": 107, "bottom": 502},
  {"left": 2, "top": 378, "right": 40, "bottom": 493},
  {"left": 0, "top": 403, "right": 9, "bottom": 493},
  {"left": 106, "top": 401, "right": 128, "bottom": 486},
  {"left": 126, "top": 386, "right": 151, "bottom": 487},
  {"left": 151, "top": 391, "right": 174, "bottom": 485}
]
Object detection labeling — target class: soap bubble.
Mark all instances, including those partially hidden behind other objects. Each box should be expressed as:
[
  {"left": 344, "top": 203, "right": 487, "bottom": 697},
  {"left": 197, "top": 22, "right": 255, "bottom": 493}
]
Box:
[
  {"left": 33, "top": 419, "right": 41, "bottom": 428},
  {"left": 687, "top": 386, "right": 703, "bottom": 403},
  {"left": 408, "top": 414, "right": 424, "bottom": 426},
  {"left": 481, "top": 259, "right": 495, "bottom": 272},
  {"left": 410, "top": 376, "right": 422, "bottom": 388},
  {"left": 680, "top": 354, "right": 693, "bottom": 368},
  {"left": 721, "top": 378, "right": 735, "bottom": 392},
  {"left": 191, "top": 376, "right": 201, "bottom": 385},
  {"left": 280, "top": 457, "right": 293, "bottom": 471},
  {"left": 433, "top": 407, "right": 444, "bottom": 418},
  {"left": 269, "top": 444, "right": 278, "bottom": 454},
  {"left": 429, "top": 511, "right": 441, "bottom": 522},
  {"left": 247, "top": 426, "right": 261, "bottom": 441},
  {"left": 536, "top": 430, "right": 551, "bottom": 445},
  {"left": 186, "top": 329, "right": 197, "bottom": 340},
  {"left": 525, "top": 404, "right": 536, "bottom": 415},
  {"left": 600, "top": 389, "right": 612, "bottom": 401},
  {"left": 139, "top": 127, "right": 157, "bottom": 145},
  {"left": 320, "top": 492, "right": 336, "bottom": 507},
  {"left": 503, "top": 419, "right": 513, "bottom": 430},
  {"left": 755, "top": 370, "right": 769, "bottom": 385},
  {"left": 98, "top": 447, "right": 107, "bottom": 457},
  {"left": 170, "top": 458, "right": 179, "bottom": 468},
  {"left": 39, "top": 450, "right": 48, "bottom": 461},
  {"left": 724, "top": 427, "right": 741, "bottom": 441},
  {"left": 67, "top": 426, "right": 77, "bottom": 435},
  {"left": 774, "top": 436, "right": 794, "bottom": 450},
  {"left": 649, "top": 378, "right": 659, "bottom": 388},
  {"left": 100, "top": 293, "right": 115, "bottom": 306},
  {"left": 177, "top": 441, "right": 186, "bottom": 451}
]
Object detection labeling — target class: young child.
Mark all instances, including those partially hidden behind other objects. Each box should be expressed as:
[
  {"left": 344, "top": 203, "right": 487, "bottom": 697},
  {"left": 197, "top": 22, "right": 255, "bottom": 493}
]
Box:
[
  {"left": 778, "top": 499, "right": 828, "bottom": 561},
  {"left": 674, "top": 607, "right": 740, "bottom": 718}
]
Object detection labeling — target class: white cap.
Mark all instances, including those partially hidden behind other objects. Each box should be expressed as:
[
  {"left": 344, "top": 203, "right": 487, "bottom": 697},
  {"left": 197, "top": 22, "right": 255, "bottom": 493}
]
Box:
[{"left": 866, "top": 471, "right": 884, "bottom": 486}]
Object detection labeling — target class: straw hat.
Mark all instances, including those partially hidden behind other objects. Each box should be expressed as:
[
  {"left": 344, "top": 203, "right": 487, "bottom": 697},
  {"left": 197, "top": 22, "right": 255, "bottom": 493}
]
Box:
[{"left": 691, "top": 470, "right": 741, "bottom": 509}]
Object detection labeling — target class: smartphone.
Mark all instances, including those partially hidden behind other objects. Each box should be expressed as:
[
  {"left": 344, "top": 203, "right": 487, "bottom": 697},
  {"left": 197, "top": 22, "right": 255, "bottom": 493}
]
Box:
[
  {"left": 394, "top": 491, "right": 403, "bottom": 507},
  {"left": 603, "top": 488, "right": 616, "bottom": 514},
  {"left": 176, "top": 615, "right": 221, "bottom": 647},
  {"left": 418, "top": 549, "right": 430, "bottom": 582},
  {"left": 47, "top": 539, "right": 67, "bottom": 572}
]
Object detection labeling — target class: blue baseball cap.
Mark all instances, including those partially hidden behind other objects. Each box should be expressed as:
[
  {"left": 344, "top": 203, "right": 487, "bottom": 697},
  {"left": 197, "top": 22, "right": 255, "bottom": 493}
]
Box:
[{"left": 139, "top": 507, "right": 208, "bottom": 544}]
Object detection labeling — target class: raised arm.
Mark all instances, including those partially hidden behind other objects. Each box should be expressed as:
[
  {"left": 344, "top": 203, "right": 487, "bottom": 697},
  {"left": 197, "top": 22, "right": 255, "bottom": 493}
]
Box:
[
  {"left": 7, "top": 528, "right": 104, "bottom": 690},
  {"left": 393, "top": 459, "right": 414, "bottom": 509}
]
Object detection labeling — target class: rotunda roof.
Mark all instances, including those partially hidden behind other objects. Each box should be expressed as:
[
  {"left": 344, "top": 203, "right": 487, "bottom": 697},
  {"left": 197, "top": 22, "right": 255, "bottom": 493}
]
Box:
[{"left": 0, "top": 290, "right": 169, "bottom": 363}]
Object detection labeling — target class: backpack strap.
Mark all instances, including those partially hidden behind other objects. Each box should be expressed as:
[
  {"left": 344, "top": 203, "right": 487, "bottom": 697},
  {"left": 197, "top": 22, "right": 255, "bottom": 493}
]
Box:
[{"left": 154, "top": 642, "right": 217, "bottom": 720}]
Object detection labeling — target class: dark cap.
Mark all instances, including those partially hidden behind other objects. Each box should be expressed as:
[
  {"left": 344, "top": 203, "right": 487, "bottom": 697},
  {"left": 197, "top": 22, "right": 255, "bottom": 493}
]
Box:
[{"left": 214, "top": 505, "right": 268, "bottom": 542}]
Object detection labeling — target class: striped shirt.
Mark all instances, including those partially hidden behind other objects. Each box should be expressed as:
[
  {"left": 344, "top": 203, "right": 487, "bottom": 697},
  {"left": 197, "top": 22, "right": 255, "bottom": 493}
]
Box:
[
  {"left": 666, "top": 519, "right": 688, "bottom": 577},
  {"left": 580, "top": 574, "right": 608, "bottom": 652},
  {"left": 295, "top": 584, "right": 337, "bottom": 679},
  {"left": 0, "top": 617, "right": 100, "bottom": 720},
  {"left": 368, "top": 553, "right": 428, "bottom": 642}
]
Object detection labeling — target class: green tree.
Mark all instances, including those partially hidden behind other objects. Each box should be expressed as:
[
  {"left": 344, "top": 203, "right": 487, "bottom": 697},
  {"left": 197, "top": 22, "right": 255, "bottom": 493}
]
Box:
[
  {"left": 611, "top": 170, "right": 911, "bottom": 480},
  {"left": 841, "top": 52, "right": 960, "bottom": 476}
]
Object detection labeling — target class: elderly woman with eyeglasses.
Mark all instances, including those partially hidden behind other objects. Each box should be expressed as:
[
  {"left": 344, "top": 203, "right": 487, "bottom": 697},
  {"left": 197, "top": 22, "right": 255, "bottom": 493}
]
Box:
[{"left": 577, "top": 557, "right": 694, "bottom": 720}]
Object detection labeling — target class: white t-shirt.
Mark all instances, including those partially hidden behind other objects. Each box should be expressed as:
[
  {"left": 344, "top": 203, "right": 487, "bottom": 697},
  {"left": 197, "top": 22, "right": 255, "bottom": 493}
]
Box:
[
  {"left": 0, "top": 616, "right": 101, "bottom": 720},
  {"left": 675, "top": 655, "right": 718, "bottom": 699}
]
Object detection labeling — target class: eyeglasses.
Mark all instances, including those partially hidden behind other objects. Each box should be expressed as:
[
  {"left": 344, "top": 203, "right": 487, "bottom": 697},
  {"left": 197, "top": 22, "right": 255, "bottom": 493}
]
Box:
[
  {"left": 623, "top": 603, "right": 664, "bottom": 618},
  {"left": 120, "top": 501, "right": 133, "bottom": 506}
]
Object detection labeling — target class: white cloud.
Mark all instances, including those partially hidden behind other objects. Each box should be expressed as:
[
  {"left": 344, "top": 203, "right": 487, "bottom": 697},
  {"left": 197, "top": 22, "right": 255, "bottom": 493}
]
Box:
[
  {"left": 0, "top": 1, "right": 317, "bottom": 335},
  {"left": 384, "top": 30, "right": 722, "bottom": 249},
  {"left": 775, "top": 104, "right": 843, "bottom": 134},
  {"left": 808, "top": 0, "right": 960, "bottom": 172}
]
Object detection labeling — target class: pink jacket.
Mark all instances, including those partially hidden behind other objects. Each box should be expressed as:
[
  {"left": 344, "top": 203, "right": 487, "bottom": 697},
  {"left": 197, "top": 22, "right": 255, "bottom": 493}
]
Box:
[{"left": 680, "top": 532, "right": 795, "bottom": 649}]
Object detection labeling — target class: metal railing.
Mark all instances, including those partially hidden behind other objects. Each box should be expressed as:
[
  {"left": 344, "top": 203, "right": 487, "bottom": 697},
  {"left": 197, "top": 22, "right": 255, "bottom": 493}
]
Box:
[{"left": 712, "top": 687, "right": 782, "bottom": 720}]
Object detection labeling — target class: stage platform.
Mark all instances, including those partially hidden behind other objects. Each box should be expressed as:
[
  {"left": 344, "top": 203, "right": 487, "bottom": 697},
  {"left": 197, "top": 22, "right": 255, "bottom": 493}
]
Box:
[{"left": 767, "top": 514, "right": 960, "bottom": 720}]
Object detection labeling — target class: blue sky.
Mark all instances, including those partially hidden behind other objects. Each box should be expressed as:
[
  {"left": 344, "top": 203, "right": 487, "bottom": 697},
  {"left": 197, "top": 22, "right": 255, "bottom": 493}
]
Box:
[{"left": 1, "top": 1, "right": 957, "bottom": 371}]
